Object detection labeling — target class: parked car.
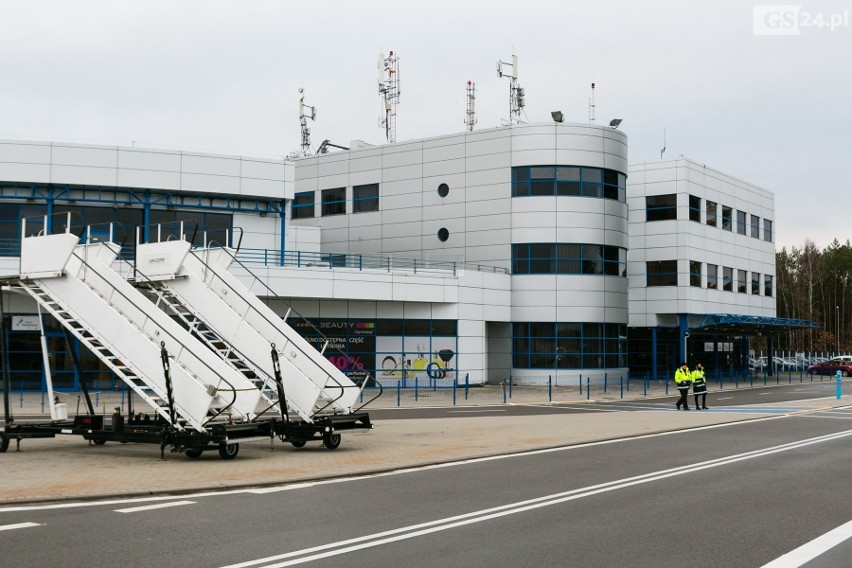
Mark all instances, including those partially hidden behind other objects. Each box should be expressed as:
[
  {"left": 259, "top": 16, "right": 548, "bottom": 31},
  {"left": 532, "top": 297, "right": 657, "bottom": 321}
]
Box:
[{"left": 807, "top": 356, "right": 852, "bottom": 377}]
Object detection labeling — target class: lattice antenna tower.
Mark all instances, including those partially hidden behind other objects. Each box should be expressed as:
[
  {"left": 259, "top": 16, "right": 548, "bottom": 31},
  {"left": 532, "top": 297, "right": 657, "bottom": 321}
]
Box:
[
  {"left": 588, "top": 82, "right": 596, "bottom": 124},
  {"left": 298, "top": 87, "right": 317, "bottom": 155},
  {"left": 378, "top": 51, "right": 401, "bottom": 143},
  {"left": 496, "top": 54, "right": 524, "bottom": 124},
  {"left": 465, "top": 80, "right": 477, "bottom": 131}
]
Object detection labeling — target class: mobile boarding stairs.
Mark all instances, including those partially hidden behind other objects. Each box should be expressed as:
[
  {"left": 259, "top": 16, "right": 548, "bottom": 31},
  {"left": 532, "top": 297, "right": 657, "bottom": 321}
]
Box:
[{"left": 0, "top": 218, "right": 377, "bottom": 459}]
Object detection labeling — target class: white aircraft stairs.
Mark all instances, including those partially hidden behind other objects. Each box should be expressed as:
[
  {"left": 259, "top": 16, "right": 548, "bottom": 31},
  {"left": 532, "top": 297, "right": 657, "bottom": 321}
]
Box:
[
  {"left": 10, "top": 225, "right": 263, "bottom": 434},
  {"left": 133, "top": 238, "right": 374, "bottom": 423}
]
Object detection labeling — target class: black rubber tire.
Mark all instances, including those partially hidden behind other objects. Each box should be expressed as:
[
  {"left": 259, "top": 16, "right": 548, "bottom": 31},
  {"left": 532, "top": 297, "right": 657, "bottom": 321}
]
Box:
[
  {"left": 185, "top": 448, "right": 203, "bottom": 459},
  {"left": 218, "top": 442, "right": 239, "bottom": 460},
  {"left": 290, "top": 440, "right": 307, "bottom": 448},
  {"left": 93, "top": 439, "right": 107, "bottom": 446},
  {"left": 0, "top": 435, "right": 8, "bottom": 453},
  {"left": 323, "top": 432, "right": 341, "bottom": 450},
  {"left": 843, "top": 370, "right": 849, "bottom": 378}
]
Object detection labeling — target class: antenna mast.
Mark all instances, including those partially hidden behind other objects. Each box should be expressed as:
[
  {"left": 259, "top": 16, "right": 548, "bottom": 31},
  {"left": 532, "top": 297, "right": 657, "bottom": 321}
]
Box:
[
  {"left": 378, "top": 51, "right": 401, "bottom": 143},
  {"left": 588, "top": 82, "right": 596, "bottom": 124},
  {"left": 464, "top": 80, "right": 477, "bottom": 131},
  {"left": 298, "top": 87, "right": 317, "bottom": 156},
  {"left": 496, "top": 54, "right": 524, "bottom": 124},
  {"left": 660, "top": 128, "right": 667, "bottom": 159}
]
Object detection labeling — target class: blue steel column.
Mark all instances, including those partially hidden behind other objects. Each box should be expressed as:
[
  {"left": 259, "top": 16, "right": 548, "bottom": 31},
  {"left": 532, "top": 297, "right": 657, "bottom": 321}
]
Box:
[
  {"left": 651, "top": 327, "right": 658, "bottom": 380},
  {"left": 142, "top": 192, "right": 151, "bottom": 242}
]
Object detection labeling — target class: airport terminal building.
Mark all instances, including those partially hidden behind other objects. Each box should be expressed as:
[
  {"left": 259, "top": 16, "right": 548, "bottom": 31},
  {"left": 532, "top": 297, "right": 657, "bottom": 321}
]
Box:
[{"left": 0, "top": 124, "right": 801, "bottom": 390}]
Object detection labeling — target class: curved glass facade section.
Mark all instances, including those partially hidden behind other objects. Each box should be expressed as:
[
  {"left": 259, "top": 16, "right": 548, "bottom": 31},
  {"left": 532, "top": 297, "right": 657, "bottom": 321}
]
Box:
[
  {"left": 512, "top": 243, "right": 627, "bottom": 276},
  {"left": 513, "top": 322, "right": 627, "bottom": 369},
  {"left": 512, "top": 165, "right": 626, "bottom": 202}
]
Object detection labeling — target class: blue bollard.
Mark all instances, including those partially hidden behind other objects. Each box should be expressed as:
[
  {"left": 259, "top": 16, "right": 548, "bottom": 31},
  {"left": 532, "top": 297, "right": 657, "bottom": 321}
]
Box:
[
  {"left": 837, "top": 370, "right": 843, "bottom": 400},
  {"left": 620, "top": 377, "right": 623, "bottom": 399},
  {"left": 644, "top": 375, "right": 648, "bottom": 397},
  {"left": 397, "top": 380, "right": 401, "bottom": 407},
  {"left": 453, "top": 377, "right": 457, "bottom": 405},
  {"left": 586, "top": 377, "right": 590, "bottom": 400},
  {"left": 509, "top": 375, "right": 513, "bottom": 399},
  {"left": 503, "top": 381, "right": 507, "bottom": 404},
  {"left": 604, "top": 372, "right": 608, "bottom": 394},
  {"left": 579, "top": 374, "right": 583, "bottom": 394},
  {"left": 415, "top": 377, "right": 419, "bottom": 401},
  {"left": 548, "top": 375, "right": 552, "bottom": 402},
  {"left": 465, "top": 373, "right": 469, "bottom": 400}
]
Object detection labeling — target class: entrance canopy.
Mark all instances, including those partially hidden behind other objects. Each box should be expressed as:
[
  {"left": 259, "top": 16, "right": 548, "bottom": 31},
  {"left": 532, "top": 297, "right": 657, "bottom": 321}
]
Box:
[{"left": 692, "top": 314, "right": 819, "bottom": 335}]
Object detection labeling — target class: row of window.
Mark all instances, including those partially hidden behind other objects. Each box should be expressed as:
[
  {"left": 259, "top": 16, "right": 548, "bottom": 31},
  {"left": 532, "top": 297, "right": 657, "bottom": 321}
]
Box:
[
  {"left": 646, "top": 260, "right": 774, "bottom": 297},
  {"left": 292, "top": 183, "right": 380, "bottom": 219},
  {"left": 646, "top": 194, "right": 773, "bottom": 242},
  {"left": 512, "top": 322, "right": 628, "bottom": 369},
  {"left": 512, "top": 166, "right": 627, "bottom": 202},
  {"left": 0, "top": 202, "right": 233, "bottom": 255},
  {"left": 511, "top": 243, "right": 627, "bottom": 276}
]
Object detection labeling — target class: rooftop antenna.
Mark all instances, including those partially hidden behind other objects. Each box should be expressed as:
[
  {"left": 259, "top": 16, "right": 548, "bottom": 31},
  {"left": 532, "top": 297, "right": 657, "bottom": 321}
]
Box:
[
  {"left": 464, "top": 80, "right": 477, "bottom": 132},
  {"left": 298, "top": 87, "right": 317, "bottom": 156},
  {"left": 378, "top": 51, "right": 401, "bottom": 143},
  {"left": 660, "top": 128, "right": 667, "bottom": 159},
  {"left": 496, "top": 54, "right": 524, "bottom": 124},
  {"left": 588, "top": 82, "right": 596, "bottom": 124}
]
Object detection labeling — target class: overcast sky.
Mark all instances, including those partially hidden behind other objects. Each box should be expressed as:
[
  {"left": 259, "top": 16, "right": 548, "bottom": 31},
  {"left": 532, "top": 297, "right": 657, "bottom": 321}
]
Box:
[{"left": 0, "top": 0, "right": 849, "bottom": 250}]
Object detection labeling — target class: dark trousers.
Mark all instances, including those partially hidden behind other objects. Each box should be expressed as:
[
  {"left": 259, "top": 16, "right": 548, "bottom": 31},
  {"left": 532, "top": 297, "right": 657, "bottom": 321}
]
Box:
[
  {"left": 676, "top": 385, "right": 690, "bottom": 409},
  {"left": 694, "top": 383, "right": 707, "bottom": 408}
]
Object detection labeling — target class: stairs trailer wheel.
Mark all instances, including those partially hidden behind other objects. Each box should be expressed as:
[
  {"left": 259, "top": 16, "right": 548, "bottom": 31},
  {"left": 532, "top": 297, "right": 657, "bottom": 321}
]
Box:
[{"left": 218, "top": 442, "right": 240, "bottom": 460}]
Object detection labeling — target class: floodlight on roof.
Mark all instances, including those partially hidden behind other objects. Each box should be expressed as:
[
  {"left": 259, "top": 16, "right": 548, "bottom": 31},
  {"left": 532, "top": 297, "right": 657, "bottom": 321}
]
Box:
[
  {"left": 609, "top": 118, "right": 623, "bottom": 129},
  {"left": 551, "top": 111, "right": 564, "bottom": 123}
]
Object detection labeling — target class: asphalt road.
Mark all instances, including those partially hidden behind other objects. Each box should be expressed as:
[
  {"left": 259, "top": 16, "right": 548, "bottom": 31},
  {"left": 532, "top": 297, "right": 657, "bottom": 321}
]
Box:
[{"left": 2, "top": 403, "right": 851, "bottom": 568}]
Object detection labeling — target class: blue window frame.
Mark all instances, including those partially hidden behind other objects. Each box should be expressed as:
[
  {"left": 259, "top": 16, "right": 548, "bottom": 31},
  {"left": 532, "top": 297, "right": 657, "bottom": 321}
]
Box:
[
  {"left": 511, "top": 165, "right": 626, "bottom": 202},
  {"left": 292, "top": 191, "right": 315, "bottom": 219},
  {"left": 512, "top": 321, "right": 627, "bottom": 369},
  {"left": 764, "top": 219, "right": 773, "bottom": 242},
  {"left": 512, "top": 243, "right": 626, "bottom": 276},
  {"left": 646, "top": 194, "right": 677, "bottom": 221},
  {"left": 646, "top": 260, "right": 678, "bottom": 286},
  {"left": 321, "top": 187, "right": 346, "bottom": 216},
  {"left": 689, "top": 195, "right": 701, "bottom": 222},
  {"left": 707, "top": 263, "right": 718, "bottom": 289},
  {"left": 353, "top": 183, "right": 379, "bottom": 213},
  {"left": 690, "top": 260, "right": 702, "bottom": 287}
]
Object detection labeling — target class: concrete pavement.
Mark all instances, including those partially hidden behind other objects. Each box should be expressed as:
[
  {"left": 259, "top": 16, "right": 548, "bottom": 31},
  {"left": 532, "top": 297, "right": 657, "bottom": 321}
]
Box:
[{"left": 1, "top": 394, "right": 848, "bottom": 505}]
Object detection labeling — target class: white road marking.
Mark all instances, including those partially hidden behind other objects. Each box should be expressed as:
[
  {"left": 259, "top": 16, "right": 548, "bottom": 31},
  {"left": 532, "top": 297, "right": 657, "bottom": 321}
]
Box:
[
  {"left": 716, "top": 397, "right": 733, "bottom": 400},
  {"left": 760, "top": 518, "right": 852, "bottom": 567},
  {"left": 0, "top": 522, "right": 42, "bottom": 531},
  {"left": 220, "top": 429, "right": 852, "bottom": 568},
  {"left": 114, "top": 500, "right": 195, "bottom": 514},
  {"left": 447, "top": 409, "right": 506, "bottom": 414},
  {"left": 760, "top": 392, "right": 773, "bottom": 396}
]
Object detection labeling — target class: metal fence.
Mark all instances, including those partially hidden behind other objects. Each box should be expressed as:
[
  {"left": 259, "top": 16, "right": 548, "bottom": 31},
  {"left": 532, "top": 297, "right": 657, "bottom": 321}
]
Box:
[{"left": 4, "top": 367, "right": 846, "bottom": 420}]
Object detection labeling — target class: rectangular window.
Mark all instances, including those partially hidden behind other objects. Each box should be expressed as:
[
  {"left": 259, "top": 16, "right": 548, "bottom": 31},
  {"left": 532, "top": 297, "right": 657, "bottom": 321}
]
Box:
[
  {"left": 689, "top": 195, "right": 701, "bottom": 222},
  {"left": 689, "top": 260, "right": 702, "bottom": 287},
  {"left": 321, "top": 187, "right": 346, "bottom": 216},
  {"left": 353, "top": 183, "right": 379, "bottom": 213},
  {"left": 751, "top": 272, "right": 760, "bottom": 294},
  {"left": 723, "top": 266, "right": 733, "bottom": 291},
  {"left": 764, "top": 274, "right": 773, "bottom": 297},
  {"left": 751, "top": 215, "right": 760, "bottom": 239},
  {"left": 647, "top": 260, "right": 678, "bottom": 287},
  {"left": 721, "top": 206, "right": 732, "bottom": 231},
  {"left": 707, "top": 264, "right": 718, "bottom": 290},
  {"left": 764, "top": 219, "right": 773, "bottom": 242},
  {"left": 292, "top": 191, "right": 315, "bottom": 219},
  {"left": 737, "top": 269, "right": 747, "bottom": 293},
  {"left": 646, "top": 194, "right": 677, "bottom": 222},
  {"left": 737, "top": 210, "right": 747, "bottom": 235},
  {"left": 556, "top": 167, "right": 581, "bottom": 196},
  {"left": 706, "top": 201, "right": 717, "bottom": 227}
]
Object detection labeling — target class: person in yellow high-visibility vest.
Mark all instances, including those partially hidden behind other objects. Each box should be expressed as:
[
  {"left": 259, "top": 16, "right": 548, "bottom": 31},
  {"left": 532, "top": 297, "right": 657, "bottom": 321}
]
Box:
[
  {"left": 674, "top": 361, "right": 692, "bottom": 410},
  {"left": 692, "top": 362, "right": 708, "bottom": 409}
]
